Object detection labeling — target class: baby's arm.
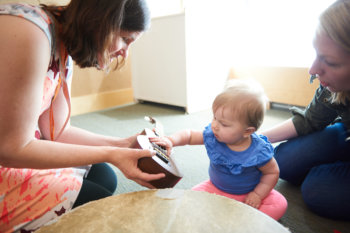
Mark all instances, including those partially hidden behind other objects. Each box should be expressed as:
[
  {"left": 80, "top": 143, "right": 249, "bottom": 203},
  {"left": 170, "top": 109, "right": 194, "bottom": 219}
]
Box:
[
  {"left": 245, "top": 158, "right": 279, "bottom": 208},
  {"left": 150, "top": 130, "right": 203, "bottom": 155}
]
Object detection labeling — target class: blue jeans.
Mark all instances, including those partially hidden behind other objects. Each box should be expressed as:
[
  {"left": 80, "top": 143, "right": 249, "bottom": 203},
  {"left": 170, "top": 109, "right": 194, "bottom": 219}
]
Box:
[{"left": 275, "top": 123, "right": 350, "bottom": 220}]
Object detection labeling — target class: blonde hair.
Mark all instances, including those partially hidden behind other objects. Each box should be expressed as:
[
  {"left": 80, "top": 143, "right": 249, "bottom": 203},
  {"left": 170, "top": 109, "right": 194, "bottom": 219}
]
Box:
[
  {"left": 318, "top": 0, "right": 350, "bottom": 104},
  {"left": 212, "top": 79, "right": 268, "bottom": 130}
]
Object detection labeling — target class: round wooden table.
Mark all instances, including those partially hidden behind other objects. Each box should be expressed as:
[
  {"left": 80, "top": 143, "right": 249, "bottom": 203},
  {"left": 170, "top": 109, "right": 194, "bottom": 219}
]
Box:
[{"left": 37, "top": 189, "right": 290, "bottom": 233}]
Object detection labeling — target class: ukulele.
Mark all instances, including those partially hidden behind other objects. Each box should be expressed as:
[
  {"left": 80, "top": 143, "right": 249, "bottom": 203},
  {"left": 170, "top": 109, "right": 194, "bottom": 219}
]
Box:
[{"left": 131, "top": 117, "right": 183, "bottom": 188}]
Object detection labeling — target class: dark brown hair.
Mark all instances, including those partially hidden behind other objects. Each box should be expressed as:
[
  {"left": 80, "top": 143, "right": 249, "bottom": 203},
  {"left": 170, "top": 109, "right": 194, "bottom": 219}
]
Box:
[{"left": 43, "top": 0, "right": 150, "bottom": 69}]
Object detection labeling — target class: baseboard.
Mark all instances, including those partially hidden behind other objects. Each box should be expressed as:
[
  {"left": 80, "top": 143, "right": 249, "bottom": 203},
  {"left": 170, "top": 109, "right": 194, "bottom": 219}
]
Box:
[{"left": 71, "top": 88, "right": 135, "bottom": 116}]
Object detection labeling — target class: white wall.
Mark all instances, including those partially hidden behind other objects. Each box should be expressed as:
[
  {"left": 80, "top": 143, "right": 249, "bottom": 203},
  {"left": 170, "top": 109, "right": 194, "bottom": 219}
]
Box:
[
  {"left": 131, "top": 7, "right": 231, "bottom": 113},
  {"left": 183, "top": 0, "right": 231, "bottom": 112},
  {"left": 131, "top": 13, "right": 188, "bottom": 109}
]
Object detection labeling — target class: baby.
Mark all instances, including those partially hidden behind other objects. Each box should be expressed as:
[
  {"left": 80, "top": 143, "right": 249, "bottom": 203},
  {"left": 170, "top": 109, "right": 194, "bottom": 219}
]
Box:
[{"left": 151, "top": 79, "right": 287, "bottom": 220}]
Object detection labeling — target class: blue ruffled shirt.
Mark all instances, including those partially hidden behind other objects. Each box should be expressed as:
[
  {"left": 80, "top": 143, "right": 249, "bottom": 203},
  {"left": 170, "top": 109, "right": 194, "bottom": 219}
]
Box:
[{"left": 203, "top": 124, "right": 274, "bottom": 194}]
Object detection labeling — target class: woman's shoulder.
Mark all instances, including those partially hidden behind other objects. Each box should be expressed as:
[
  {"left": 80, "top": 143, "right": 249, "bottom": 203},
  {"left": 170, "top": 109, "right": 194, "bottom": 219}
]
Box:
[
  {"left": 0, "top": 3, "right": 53, "bottom": 47},
  {"left": 0, "top": 5, "right": 52, "bottom": 87},
  {"left": 0, "top": 13, "right": 51, "bottom": 58},
  {"left": 0, "top": 3, "right": 51, "bottom": 24}
]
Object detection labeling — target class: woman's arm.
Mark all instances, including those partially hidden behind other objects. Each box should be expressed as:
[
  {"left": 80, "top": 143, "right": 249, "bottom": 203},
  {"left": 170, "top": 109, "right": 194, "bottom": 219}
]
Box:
[
  {"left": 0, "top": 15, "right": 51, "bottom": 167},
  {"left": 262, "top": 87, "right": 339, "bottom": 144},
  {"left": 58, "top": 126, "right": 138, "bottom": 147},
  {"left": 260, "top": 118, "right": 298, "bottom": 143},
  {"left": 39, "top": 110, "right": 137, "bottom": 148}
]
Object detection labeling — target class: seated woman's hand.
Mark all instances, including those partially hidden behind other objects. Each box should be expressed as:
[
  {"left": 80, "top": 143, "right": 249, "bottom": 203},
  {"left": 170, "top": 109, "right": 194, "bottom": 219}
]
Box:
[{"left": 109, "top": 147, "right": 165, "bottom": 189}]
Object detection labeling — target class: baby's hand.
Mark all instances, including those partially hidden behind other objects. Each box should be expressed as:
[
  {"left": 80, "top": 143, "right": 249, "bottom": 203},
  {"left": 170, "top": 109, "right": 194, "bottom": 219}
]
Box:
[
  {"left": 149, "top": 136, "right": 173, "bottom": 156},
  {"left": 244, "top": 191, "right": 262, "bottom": 209}
]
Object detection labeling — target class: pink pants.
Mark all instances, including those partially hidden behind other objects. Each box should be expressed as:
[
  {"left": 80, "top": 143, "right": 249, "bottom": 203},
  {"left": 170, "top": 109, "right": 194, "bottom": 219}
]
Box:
[{"left": 192, "top": 180, "right": 287, "bottom": 220}]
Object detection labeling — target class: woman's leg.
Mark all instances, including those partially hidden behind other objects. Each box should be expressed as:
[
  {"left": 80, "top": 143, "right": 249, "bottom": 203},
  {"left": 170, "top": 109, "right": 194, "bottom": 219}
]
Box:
[
  {"left": 73, "top": 163, "right": 117, "bottom": 208},
  {"left": 0, "top": 168, "right": 83, "bottom": 232},
  {"left": 85, "top": 163, "right": 117, "bottom": 193},
  {"left": 274, "top": 123, "right": 350, "bottom": 185},
  {"left": 301, "top": 162, "right": 350, "bottom": 220}
]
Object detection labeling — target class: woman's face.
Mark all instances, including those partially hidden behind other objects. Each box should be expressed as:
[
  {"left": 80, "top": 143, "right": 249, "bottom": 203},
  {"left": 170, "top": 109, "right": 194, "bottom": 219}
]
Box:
[
  {"left": 309, "top": 32, "right": 350, "bottom": 92},
  {"left": 98, "top": 30, "right": 142, "bottom": 70}
]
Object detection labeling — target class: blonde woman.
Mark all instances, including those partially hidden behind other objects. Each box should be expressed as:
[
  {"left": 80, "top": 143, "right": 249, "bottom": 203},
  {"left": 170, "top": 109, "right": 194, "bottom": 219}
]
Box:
[{"left": 262, "top": 0, "right": 350, "bottom": 220}]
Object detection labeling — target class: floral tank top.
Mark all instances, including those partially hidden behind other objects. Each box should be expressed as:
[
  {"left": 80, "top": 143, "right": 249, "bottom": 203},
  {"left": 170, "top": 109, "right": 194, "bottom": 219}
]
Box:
[{"left": 0, "top": 4, "right": 86, "bottom": 233}]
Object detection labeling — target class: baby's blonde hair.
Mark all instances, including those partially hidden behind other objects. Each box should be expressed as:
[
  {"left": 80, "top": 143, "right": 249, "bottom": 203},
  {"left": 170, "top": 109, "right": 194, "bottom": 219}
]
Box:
[{"left": 212, "top": 79, "right": 268, "bottom": 130}]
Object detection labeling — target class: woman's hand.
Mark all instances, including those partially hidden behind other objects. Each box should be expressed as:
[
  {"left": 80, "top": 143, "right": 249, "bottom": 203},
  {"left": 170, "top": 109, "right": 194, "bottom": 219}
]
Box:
[
  {"left": 109, "top": 147, "right": 165, "bottom": 188},
  {"left": 244, "top": 191, "right": 262, "bottom": 209}
]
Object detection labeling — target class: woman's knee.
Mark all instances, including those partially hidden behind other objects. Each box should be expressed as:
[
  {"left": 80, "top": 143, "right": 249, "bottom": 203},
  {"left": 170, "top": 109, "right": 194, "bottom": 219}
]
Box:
[
  {"left": 274, "top": 123, "right": 349, "bottom": 185},
  {"left": 301, "top": 163, "right": 350, "bottom": 220},
  {"left": 274, "top": 141, "right": 306, "bottom": 185},
  {"left": 87, "top": 163, "right": 118, "bottom": 193},
  {"left": 73, "top": 179, "right": 114, "bottom": 208}
]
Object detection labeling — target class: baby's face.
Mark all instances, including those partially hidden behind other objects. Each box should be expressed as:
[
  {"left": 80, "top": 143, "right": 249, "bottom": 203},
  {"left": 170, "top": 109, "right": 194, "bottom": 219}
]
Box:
[{"left": 211, "top": 107, "right": 248, "bottom": 147}]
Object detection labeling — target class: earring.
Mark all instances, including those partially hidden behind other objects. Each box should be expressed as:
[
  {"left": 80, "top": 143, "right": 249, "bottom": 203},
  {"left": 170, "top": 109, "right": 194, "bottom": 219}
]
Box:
[{"left": 309, "top": 74, "right": 317, "bottom": 84}]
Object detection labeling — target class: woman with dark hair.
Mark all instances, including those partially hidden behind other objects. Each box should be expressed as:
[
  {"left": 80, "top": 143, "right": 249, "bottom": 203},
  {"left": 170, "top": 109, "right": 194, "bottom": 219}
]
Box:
[{"left": 0, "top": 0, "right": 164, "bottom": 232}]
